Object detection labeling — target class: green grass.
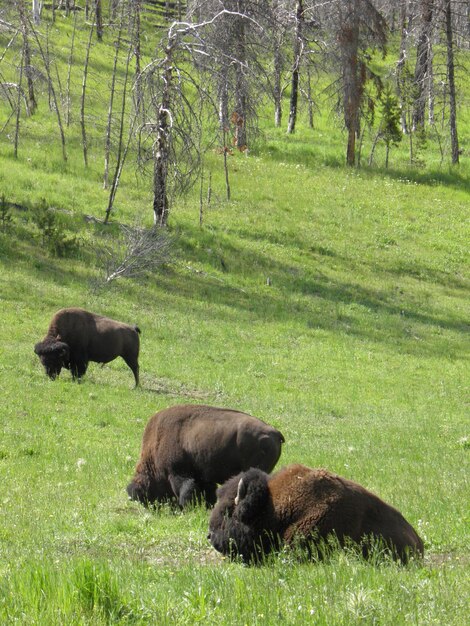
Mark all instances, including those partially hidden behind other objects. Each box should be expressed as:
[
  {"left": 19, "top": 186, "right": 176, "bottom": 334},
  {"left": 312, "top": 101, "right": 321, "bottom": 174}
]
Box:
[{"left": 1, "top": 7, "right": 469, "bottom": 625}]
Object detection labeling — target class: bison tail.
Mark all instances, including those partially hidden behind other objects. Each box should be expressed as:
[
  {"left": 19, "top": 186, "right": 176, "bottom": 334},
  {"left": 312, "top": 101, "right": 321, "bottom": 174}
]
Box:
[{"left": 134, "top": 325, "right": 141, "bottom": 334}]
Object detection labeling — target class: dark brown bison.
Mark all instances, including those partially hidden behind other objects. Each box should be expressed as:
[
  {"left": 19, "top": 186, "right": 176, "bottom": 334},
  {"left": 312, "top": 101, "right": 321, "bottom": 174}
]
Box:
[
  {"left": 34, "top": 307, "right": 140, "bottom": 386},
  {"left": 127, "top": 404, "right": 285, "bottom": 507},
  {"left": 208, "top": 464, "right": 424, "bottom": 563}
]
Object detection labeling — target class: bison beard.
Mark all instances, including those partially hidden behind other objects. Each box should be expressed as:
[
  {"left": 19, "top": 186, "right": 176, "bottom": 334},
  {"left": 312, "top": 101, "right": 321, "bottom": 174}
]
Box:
[{"left": 208, "top": 465, "right": 424, "bottom": 564}]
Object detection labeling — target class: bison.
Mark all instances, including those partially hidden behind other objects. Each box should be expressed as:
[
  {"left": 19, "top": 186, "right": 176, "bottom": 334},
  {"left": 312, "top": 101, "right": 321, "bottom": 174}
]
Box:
[
  {"left": 34, "top": 307, "right": 140, "bottom": 386},
  {"left": 208, "top": 464, "right": 424, "bottom": 563},
  {"left": 126, "top": 404, "right": 285, "bottom": 507}
]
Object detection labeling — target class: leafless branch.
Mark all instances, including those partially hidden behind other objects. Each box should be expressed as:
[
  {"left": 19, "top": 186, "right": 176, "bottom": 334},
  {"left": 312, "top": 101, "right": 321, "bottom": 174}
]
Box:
[{"left": 97, "top": 224, "right": 173, "bottom": 284}]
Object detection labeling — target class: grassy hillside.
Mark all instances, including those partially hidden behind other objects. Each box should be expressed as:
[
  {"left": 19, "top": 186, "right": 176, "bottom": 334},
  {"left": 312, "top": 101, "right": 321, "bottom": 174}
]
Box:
[{"left": 1, "top": 8, "right": 469, "bottom": 625}]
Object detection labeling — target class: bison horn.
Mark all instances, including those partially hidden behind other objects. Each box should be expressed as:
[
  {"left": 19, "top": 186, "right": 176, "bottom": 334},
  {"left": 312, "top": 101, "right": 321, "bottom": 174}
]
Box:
[{"left": 235, "top": 477, "right": 246, "bottom": 506}]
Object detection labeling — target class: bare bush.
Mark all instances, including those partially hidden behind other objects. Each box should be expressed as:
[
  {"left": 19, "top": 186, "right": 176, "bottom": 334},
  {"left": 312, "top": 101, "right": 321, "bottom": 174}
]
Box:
[{"left": 97, "top": 224, "right": 173, "bottom": 284}]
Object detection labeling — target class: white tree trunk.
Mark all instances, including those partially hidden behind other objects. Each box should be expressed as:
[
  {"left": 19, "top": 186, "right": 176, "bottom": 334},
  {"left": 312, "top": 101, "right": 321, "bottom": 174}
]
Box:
[{"left": 32, "top": 0, "right": 40, "bottom": 24}]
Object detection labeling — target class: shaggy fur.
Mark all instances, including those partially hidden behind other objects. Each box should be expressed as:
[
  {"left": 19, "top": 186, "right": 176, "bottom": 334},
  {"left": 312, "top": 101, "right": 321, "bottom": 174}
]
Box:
[
  {"left": 126, "top": 404, "right": 285, "bottom": 507},
  {"left": 208, "top": 464, "right": 424, "bottom": 563},
  {"left": 34, "top": 307, "right": 140, "bottom": 386}
]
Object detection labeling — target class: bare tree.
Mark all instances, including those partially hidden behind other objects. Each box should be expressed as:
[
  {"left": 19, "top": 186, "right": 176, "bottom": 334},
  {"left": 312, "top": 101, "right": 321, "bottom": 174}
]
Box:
[
  {"left": 287, "top": 0, "right": 304, "bottom": 134},
  {"left": 104, "top": 39, "right": 134, "bottom": 223},
  {"left": 396, "top": 0, "right": 410, "bottom": 132},
  {"left": 444, "top": 0, "right": 459, "bottom": 163},
  {"left": 17, "top": 0, "right": 37, "bottom": 114},
  {"left": 148, "top": 38, "right": 173, "bottom": 226},
  {"left": 140, "top": 12, "right": 245, "bottom": 226},
  {"left": 29, "top": 16, "right": 67, "bottom": 160},
  {"left": 95, "top": 0, "right": 103, "bottom": 41},
  {"left": 412, "top": 0, "right": 434, "bottom": 130},
  {"left": 132, "top": 0, "right": 144, "bottom": 124},
  {"left": 321, "top": 0, "right": 387, "bottom": 166},
  {"left": 272, "top": 32, "right": 286, "bottom": 127},
  {"left": 32, "top": 0, "right": 40, "bottom": 25},
  {"left": 232, "top": 1, "right": 248, "bottom": 149},
  {"left": 193, "top": 0, "right": 271, "bottom": 152},
  {"left": 65, "top": 10, "right": 78, "bottom": 126},
  {"left": 80, "top": 14, "right": 95, "bottom": 166},
  {"left": 14, "top": 35, "right": 25, "bottom": 157},
  {"left": 103, "top": 5, "right": 125, "bottom": 189}
]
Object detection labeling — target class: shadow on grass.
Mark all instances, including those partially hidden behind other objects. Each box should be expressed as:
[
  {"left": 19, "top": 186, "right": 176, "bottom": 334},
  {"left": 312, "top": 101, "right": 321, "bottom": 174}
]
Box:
[
  {"left": 4, "top": 219, "right": 468, "bottom": 362},
  {"left": 258, "top": 141, "right": 470, "bottom": 194},
  {"left": 155, "top": 266, "right": 468, "bottom": 361}
]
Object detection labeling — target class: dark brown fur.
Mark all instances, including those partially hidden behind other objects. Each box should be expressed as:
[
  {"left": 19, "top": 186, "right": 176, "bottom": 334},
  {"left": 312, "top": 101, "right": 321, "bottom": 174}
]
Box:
[
  {"left": 34, "top": 307, "right": 140, "bottom": 386},
  {"left": 127, "top": 404, "right": 285, "bottom": 507},
  {"left": 208, "top": 464, "right": 424, "bottom": 563}
]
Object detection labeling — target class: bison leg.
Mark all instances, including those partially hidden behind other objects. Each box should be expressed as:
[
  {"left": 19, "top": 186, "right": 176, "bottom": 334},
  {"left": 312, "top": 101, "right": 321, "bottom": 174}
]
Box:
[
  {"left": 70, "top": 358, "right": 88, "bottom": 381},
  {"left": 169, "top": 475, "right": 215, "bottom": 508},
  {"left": 123, "top": 356, "right": 139, "bottom": 387}
]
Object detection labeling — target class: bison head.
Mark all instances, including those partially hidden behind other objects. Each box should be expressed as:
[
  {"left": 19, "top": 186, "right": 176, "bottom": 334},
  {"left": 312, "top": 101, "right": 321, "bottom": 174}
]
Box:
[
  {"left": 34, "top": 339, "right": 70, "bottom": 380},
  {"left": 208, "top": 468, "right": 273, "bottom": 562}
]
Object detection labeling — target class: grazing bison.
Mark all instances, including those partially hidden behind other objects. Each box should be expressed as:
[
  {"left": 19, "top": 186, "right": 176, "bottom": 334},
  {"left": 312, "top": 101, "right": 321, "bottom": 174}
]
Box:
[
  {"left": 127, "top": 404, "right": 285, "bottom": 507},
  {"left": 34, "top": 307, "right": 140, "bottom": 386},
  {"left": 208, "top": 464, "right": 424, "bottom": 563}
]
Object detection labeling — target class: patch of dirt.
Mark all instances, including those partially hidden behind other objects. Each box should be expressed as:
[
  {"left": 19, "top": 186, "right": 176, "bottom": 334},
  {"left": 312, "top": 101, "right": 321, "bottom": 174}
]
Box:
[
  {"left": 424, "top": 552, "right": 470, "bottom": 567},
  {"left": 139, "top": 374, "right": 223, "bottom": 401}
]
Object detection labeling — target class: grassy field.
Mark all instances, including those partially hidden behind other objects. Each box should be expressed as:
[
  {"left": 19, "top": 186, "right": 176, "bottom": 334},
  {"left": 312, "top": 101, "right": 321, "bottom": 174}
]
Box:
[{"left": 1, "top": 8, "right": 469, "bottom": 625}]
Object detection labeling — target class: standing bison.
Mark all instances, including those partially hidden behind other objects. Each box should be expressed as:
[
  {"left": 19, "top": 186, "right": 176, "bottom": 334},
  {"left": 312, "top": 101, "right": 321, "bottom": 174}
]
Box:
[
  {"left": 34, "top": 307, "right": 140, "bottom": 386},
  {"left": 127, "top": 404, "right": 285, "bottom": 507},
  {"left": 208, "top": 464, "right": 424, "bottom": 563}
]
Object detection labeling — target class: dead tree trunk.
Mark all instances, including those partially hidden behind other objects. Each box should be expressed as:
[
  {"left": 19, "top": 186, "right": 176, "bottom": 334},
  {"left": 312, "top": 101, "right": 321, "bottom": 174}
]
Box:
[
  {"left": 427, "top": 39, "right": 434, "bottom": 126},
  {"left": 104, "top": 10, "right": 124, "bottom": 188},
  {"left": 95, "top": 0, "right": 103, "bottom": 41},
  {"left": 14, "top": 40, "right": 25, "bottom": 158},
  {"left": 109, "top": 0, "right": 120, "bottom": 22},
  {"left": 412, "top": 0, "right": 434, "bottom": 130},
  {"left": 287, "top": 0, "right": 303, "bottom": 134},
  {"left": 396, "top": 0, "right": 409, "bottom": 133},
  {"left": 32, "top": 0, "right": 40, "bottom": 24},
  {"left": 340, "top": 18, "right": 361, "bottom": 166},
  {"left": 80, "top": 18, "right": 94, "bottom": 167},
  {"left": 152, "top": 43, "right": 173, "bottom": 227},
  {"left": 223, "top": 128, "right": 231, "bottom": 201},
  {"left": 445, "top": 0, "right": 459, "bottom": 164},
  {"left": 65, "top": 11, "right": 78, "bottom": 126},
  {"left": 133, "top": 0, "right": 143, "bottom": 123},
  {"left": 30, "top": 20, "right": 67, "bottom": 161},
  {"left": 218, "top": 68, "right": 229, "bottom": 132},
  {"left": 233, "top": 5, "right": 248, "bottom": 150},
  {"left": 105, "top": 43, "right": 134, "bottom": 223},
  {"left": 17, "top": 0, "right": 37, "bottom": 115},
  {"left": 273, "top": 35, "right": 283, "bottom": 127}
]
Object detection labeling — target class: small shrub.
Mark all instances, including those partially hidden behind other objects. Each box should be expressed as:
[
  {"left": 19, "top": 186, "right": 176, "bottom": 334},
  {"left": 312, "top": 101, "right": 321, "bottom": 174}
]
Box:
[
  {"left": 0, "top": 195, "right": 13, "bottom": 231},
  {"left": 30, "top": 199, "right": 79, "bottom": 257}
]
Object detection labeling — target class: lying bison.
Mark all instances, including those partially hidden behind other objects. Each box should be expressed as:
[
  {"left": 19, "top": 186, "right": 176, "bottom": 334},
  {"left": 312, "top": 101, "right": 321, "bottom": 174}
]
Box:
[
  {"left": 34, "top": 307, "right": 140, "bottom": 386},
  {"left": 127, "top": 404, "right": 285, "bottom": 507},
  {"left": 208, "top": 464, "right": 424, "bottom": 563}
]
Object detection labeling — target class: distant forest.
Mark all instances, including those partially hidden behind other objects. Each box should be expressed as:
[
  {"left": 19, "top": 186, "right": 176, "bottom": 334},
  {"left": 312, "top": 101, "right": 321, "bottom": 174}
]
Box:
[{"left": 1, "top": 0, "right": 468, "bottom": 224}]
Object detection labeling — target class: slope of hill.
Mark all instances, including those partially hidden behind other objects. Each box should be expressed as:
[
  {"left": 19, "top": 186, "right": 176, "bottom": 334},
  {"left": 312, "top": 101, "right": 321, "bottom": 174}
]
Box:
[{"left": 0, "top": 7, "right": 469, "bottom": 624}]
